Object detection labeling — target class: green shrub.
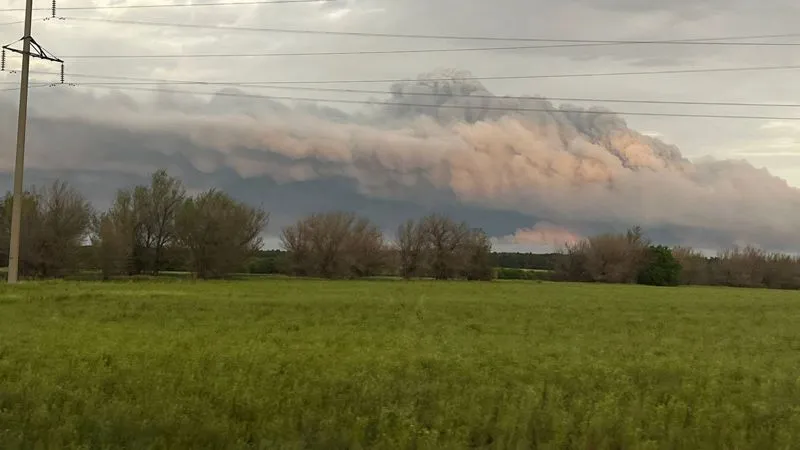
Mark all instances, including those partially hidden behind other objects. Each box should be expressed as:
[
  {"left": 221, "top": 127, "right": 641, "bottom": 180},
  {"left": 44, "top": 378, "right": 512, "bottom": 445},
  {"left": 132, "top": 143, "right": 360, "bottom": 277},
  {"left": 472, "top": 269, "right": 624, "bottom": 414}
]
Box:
[
  {"left": 246, "top": 253, "right": 287, "bottom": 274},
  {"left": 496, "top": 267, "right": 554, "bottom": 281},
  {"left": 638, "top": 245, "right": 682, "bottom": 286}
]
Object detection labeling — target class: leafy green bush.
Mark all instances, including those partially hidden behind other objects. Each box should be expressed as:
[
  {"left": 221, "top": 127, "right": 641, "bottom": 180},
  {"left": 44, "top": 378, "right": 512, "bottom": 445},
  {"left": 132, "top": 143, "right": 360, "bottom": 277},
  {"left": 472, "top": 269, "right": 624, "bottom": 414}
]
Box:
[
  {"left": 496, "top": 267, "right": 554, "bottom": 281},
  {"left": 246, "top": 251, "right": 287, "bottom": 274},
  {"left": 638, "top": 245, "right": 682, "bottom": 286}
]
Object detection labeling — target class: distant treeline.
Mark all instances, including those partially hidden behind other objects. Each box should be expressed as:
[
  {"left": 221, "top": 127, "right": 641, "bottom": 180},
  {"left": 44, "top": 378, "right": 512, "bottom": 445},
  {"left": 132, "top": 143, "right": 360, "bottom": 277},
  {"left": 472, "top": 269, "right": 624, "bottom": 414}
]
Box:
[
  {"left": 1, "top": 169, "right": 799, "bottom": 289},
  {"left": 491, "top": 252, "right": 562, "bottom": 271},
  {"left": 553, "top": 226, "right": 800, "bottom": 290},
  {"left": 244, "top": 251, "right": 560, "bottom": 275}
]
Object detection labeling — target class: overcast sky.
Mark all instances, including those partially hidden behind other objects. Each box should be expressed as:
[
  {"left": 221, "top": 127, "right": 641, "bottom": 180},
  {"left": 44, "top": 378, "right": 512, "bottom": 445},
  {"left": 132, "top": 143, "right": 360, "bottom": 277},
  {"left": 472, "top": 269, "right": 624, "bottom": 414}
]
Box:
[{"left": 0, "top": 0, "right": 799, "bottom": 251}]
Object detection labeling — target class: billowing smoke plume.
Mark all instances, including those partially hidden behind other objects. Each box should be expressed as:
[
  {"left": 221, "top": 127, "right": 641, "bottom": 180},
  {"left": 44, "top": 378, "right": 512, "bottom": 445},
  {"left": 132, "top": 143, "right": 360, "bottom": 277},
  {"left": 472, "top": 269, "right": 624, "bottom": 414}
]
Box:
[{"left": 2, "top": 68, "right": 800, "bottom": 251}]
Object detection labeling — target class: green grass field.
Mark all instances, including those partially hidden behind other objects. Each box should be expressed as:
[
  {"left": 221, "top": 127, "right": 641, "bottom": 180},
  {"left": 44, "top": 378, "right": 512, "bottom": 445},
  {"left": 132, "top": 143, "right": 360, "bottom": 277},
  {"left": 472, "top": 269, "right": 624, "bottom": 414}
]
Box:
[{"left": 1, "top": 280, "right": 799, "bottom": 449}]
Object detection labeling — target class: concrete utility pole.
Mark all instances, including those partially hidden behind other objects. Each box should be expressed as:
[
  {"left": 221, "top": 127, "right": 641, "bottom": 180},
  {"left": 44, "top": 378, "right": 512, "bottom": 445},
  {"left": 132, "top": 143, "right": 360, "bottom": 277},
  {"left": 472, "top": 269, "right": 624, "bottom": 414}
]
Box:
[
  {"left": 6, "top": 0, "right": 35, "bottom": 284},
  {"left": 3, "top": 0, "right": 63, "bottom": 283}
]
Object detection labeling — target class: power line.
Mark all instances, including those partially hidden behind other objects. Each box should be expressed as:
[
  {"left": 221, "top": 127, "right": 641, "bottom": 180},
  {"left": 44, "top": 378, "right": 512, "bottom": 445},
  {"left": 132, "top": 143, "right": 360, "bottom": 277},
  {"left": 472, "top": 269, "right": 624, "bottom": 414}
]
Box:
[
  {"left": 12, "top": 63, "right": 800, "bottom": 87},
  {"left": 0, "top": 82, "right": 52, "bottom": 91},
  {"left": 10, "top": 75, "right": 798, "bottom": 109},
  {"left": 128, "top": 84, "right": 800, "bottom": 109},
  {"left": 53, "top": 38, "right": 800, "bottom": 59},
  {"left": 0, "top": 0, "right": 334, "bottom": 13},
  {"left": 58, "top": 83, "right": 800, "bottom": 121},
  {"left": 59, "top": 17, "right": 800, "bottom": 46},
  {"left": 55, "top": 43, "right": 728, "bottom": 59},
  {"left": 53, "top": 33, "right": 800, "bottom": 60}
]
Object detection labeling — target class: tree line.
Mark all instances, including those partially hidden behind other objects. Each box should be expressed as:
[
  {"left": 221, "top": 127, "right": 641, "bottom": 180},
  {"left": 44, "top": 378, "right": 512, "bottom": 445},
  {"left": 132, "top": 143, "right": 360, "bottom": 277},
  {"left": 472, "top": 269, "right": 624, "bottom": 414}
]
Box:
[
  {"left": 554, "top": 226, "right": 800, "bottom": 290},
  {"left": 253, "top": 226, "right": 800, "bottom": 289},
  {"left": 280, "top": 212, "right": 493, "bottom": 280},
  {"left": 0, "top": 171, "right": 268, "bottom": 280},
  {"left": 2, "top": 170, "right": 799, "bottom": 289},
  {"left": 0, "top": 170, "right": 494, "bottom": 280},
  {"left": 243, "top": 250, "right": 553, "bottom": 277},
  {"left": 491, "top": 252, "right": 561, "bottom": 271}
]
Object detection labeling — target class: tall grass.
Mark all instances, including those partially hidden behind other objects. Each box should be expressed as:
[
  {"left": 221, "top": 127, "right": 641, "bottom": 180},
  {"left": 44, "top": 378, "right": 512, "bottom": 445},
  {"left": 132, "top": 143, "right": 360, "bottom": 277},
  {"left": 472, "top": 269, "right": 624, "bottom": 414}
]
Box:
[{"left": 1, "top": 280, "right": 799, "bottom": 448}]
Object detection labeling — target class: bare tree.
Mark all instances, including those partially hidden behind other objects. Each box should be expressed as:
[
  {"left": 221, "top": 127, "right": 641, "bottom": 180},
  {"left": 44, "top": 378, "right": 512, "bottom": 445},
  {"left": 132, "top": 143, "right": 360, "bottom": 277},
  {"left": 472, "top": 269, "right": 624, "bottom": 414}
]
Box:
[
  {"left": 587, "top": 230, "right": 648, "bottom": 283},
  {"left": 672, "top": 246, "right": 710, "bottom": 285},
  {"left": 0, "top": 191, "right": 38, "bottom": 274},
  {"left": 0, "top": 181, "right": 92, "bottom": 278},
  {"left": 36, "top": 181, "right": 94, "bottom": 277},
  {"left": 674, "top": 245, "right": 800, "bottom": 289},
  {"left": 396, "top": 219, "right": 428, "bottom": 279},
  {"left": 283, "top": 213, "right": 488, "bottom": 281},
  {"left": 555, "top": 239, "right": 592, "bottom": 282},
  {"left": 280, "top": 219, "right": 312, "bottom": 276},
  {"left": 308, "top": 212, "right": 358, "bottom": 278},
  {"left": 395, "top": 215, "right": 489, "bottom": 280},
  {"left": 763, "top": 253, "right": 800, "bottom": 290},
  {"left": 460, "top": 228, "right": 493, "bottom": 281},
  {"left": 557, "top": 226, "right": 649, "bottom": 283},
  {"left": 713, "top": 246, "right": 768, "bottom": 288},
  {"left": 140, "top": 170, "right": 185, "bottom": 275},
  {"left": 281, "top": 212, "right": 386, "bottom": 278},
  {"left": 348, "top": 217, "right": 387, "bottom": 277},
  {"left": 92, "top": 189, "right": 137, "bottom": 279},
  {"left": 423, "top": 214, "right": 470, "bottom": 280},
  {"left": 176, "top": 189, "right": 268, "bottom": 279},
  {"left": 91, "top": 170, "right": 187, "bottom": 277}
]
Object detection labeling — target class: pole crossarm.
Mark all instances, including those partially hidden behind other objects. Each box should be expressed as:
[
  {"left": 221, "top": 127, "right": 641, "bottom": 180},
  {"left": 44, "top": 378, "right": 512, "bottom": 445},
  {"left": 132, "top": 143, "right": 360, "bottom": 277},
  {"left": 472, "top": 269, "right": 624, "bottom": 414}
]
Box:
[{"left": 2, "top": 37, "right": 63, "bottom": 63}]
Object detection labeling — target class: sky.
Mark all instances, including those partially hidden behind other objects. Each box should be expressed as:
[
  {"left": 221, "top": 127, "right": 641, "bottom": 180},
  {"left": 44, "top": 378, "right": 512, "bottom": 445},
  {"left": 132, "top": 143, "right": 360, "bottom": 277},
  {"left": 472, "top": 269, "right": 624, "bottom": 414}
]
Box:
[{"left": 0, "top": 0, "right": 799, "bottom": 252}]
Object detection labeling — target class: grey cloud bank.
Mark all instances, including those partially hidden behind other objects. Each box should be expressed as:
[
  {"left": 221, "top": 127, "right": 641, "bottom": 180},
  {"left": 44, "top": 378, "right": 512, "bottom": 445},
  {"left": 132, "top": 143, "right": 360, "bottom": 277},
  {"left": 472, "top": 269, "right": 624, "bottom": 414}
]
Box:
[{"left": 1, "top": 68, "right": 799, "bottom": 251}]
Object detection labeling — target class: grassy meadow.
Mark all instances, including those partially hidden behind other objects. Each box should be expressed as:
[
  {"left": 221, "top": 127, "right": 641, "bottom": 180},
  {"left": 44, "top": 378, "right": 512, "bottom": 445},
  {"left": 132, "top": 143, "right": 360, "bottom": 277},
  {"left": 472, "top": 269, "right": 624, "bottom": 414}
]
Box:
[{"left": 1, "top": 279, "right": 799, "bottom": 449}]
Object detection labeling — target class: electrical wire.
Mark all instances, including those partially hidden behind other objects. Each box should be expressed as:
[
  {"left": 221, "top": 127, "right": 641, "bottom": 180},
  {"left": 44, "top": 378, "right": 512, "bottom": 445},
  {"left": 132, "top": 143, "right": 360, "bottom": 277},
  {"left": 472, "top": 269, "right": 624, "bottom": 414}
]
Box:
[
  {"left": 54, "top": 33, "right": 800, "bottom": 59},
  {"left": 54, "top": 38, "right": 800, "bottom": 59},
  {"left": 8, "top": 74, "right": 798, "bottom": 109},
  {"left": 0, "top": 0, "right": 334, "bottom": 13},
  {"left": 57, "top": 42, "right": 735, "bottom": 59},
  {"left": 11, "top": 64, "right": 800, "bottom": 87},
  {"left": 107, "top": 83, "right": 800, "bottom": 109},
  {"left": 58, "top": 17, "right": 800, "bottom": 46},
  {"left": 56, "top": 83, "right": 800, "bottom": 121},
  {"left": 2, "top": 76, "right": 797, "bottom": 119},
  {"left": 0, "top": 82, "right": 60, "bottom": 91}
]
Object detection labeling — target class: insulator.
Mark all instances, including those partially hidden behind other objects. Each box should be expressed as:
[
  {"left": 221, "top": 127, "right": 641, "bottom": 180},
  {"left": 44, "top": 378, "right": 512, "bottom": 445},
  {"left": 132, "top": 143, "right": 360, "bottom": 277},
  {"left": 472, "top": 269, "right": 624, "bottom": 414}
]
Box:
[
  {"left": 1, "top": 49, "right": 5, "bottom": 72},
  {"left": 51, "top": 0, "right": 56, "bottom": 18},
  {"left": 60, "top": 63, "right": 64, "bottom": 84}
]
